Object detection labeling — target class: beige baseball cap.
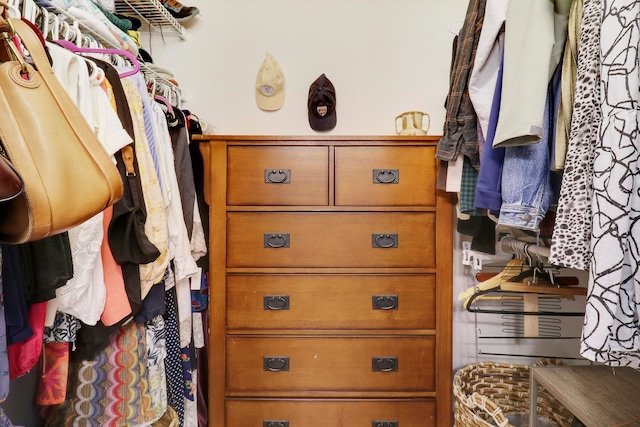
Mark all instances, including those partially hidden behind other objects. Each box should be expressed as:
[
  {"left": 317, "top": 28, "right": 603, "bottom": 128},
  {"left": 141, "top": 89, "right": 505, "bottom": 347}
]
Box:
[{"left": 256, "top": 53, "right": 285, "bottom": 111}]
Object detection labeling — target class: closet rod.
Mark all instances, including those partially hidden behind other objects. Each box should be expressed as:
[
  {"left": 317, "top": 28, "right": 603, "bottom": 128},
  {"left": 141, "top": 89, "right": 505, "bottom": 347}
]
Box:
[{"left": 500, "top": 236, "right": 550, "bottom": 259}]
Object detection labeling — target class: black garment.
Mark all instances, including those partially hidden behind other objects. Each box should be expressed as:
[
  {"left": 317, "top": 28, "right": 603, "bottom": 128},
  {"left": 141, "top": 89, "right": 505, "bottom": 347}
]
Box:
[
  {"left": 457, "top": 215, "right": 496, "bottom": 255},
  {"left": 2, "top": 244, "right": 32, "bottom": 345},
  {"left": 108, "top": 149, "right": 160, "bottom": 266},
  {"left": 71, "top": 317, "right": 127, "bottom": 362},
  {"left": 18, "top": 234, "right": 73, "bottom": 303},
  {"left": 134, "top": 281, "right": 166, "bottom": 323},
  {"left": 169, "top": 109, "right": 196, "bottom": 239},
  {"left": 185, "top": 111, "right": 209, "bottom": 270}
]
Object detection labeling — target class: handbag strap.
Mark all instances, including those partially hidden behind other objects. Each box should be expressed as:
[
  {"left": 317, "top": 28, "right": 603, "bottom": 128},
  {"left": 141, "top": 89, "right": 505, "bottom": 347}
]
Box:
[
  {"left": 0, "top": 8, "right": 86, "bottom": 119},
  {"left": 7, "top": 19, "right": 54, "bottom": 78},
  {"left": 0, "top": 7, "right": 27, "bottom": 71}
]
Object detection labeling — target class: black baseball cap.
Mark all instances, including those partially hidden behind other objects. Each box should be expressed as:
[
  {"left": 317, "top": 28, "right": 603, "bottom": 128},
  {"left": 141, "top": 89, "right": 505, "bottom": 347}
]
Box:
[{"left": 308, "top": 74, "right": 336, "bottom": 131}]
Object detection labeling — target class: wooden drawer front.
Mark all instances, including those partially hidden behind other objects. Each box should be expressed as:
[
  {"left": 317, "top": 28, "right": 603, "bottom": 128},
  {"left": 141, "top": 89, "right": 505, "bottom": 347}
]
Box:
[
  {"left": 227, "top": 146, "right": 329, "bottom": 206},
  {"left": 335, "top": 146, "right": 437, "bottom": 206},
  {"left": 226, "top": 399, "right": 437, "bottom": 427},
  {"left": 227, "top": 275, "right": 436, "bottom": 330},
  {"left": 226, "top": 336, "right": 435, "bottom": 393},
  {"left": 226, "top": 212, "right": 435, "bottom": 268}
]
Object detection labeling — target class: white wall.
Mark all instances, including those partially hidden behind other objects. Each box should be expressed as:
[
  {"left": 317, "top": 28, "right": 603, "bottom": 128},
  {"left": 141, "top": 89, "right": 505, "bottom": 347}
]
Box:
[{"left": 149, "top": 0, "right": 468, "bottom": 136}]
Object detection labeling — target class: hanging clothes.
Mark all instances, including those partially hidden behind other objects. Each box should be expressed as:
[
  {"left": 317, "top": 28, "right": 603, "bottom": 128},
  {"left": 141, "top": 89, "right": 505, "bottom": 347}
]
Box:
[
  {"left": 492, "top": 0, "right": 571, "bottom": 147},
  {"left": 468, "top": 0, "right": 508, "bottom": 141},
  {"left": 61, "top": 320, "right": 156, "bottom": 426},
  {"left": 36, "top": 342, "right": 69, "bottom": 406},
  {"left": 163, "top": 286, "right": 185, "bottom": 425},
  {"left": 2, "top": 245, "right": 31, "bottom": 345},
  {"left": 553, "top": 0, "right": 583, "bottom": 171},
  {"left": 7, "top": 302, "right": 46, "bottom": 379},
  {"left": 0, "top": 7, "right": 209, "bottom": 424},
  {"left": 0, "top": 253, "right": 8, "bottom": 403},
  {"left": 435, "top": 0, "right": 487, "bottom": 167},
  {"left": 497, "top": 56, "right": 563, "bottom": 231},
  {"left": 46, "top": 42, "right": 133, "bottom": 326},
  {"left": 580, "top": 0, "right": 640, "bottom": 367},
  {"left": 549, "top": 0, "right": 601, "bottom": 270},
  {"left": 18, "top": 234, "right": 73, "bottom": 304},
  {"left": 121, "top": 77, "right": 170, "bottom": 296},
  {"left": 474, "top": 48, "right": 505, "bottom": 213},
  {"left": 144, "top": 315, "right": 168, "bottom": 423},
  {"left": 98, "top": 56, "right": 161, "bottom": 319}
]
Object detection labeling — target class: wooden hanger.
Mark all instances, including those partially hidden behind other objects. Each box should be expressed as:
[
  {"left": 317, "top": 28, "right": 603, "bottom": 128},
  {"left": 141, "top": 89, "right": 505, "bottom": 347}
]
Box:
[
  {"left": 458, "top": 258, "right": 526, "bottom": 302},
  {"left": 476, "top": 271, "right": 579, "bottom": 286},
  {"left": 461, "top": 257, "right": 586, "bottom": 315}
]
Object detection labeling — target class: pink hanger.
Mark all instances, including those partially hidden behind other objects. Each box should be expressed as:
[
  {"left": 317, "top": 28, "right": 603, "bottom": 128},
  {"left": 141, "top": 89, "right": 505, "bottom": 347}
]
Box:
[
  {"left": 154, "top": 94, "right": 174, "bottom": 115},
  {"left": 53, "top": 39, "right": 140, "bottom": 78}
]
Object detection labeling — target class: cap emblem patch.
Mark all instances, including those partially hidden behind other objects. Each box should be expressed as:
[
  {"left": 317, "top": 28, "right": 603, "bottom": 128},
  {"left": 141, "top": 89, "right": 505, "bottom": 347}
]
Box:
[{"left": 260, "top": 85, "right": 275, "bottom": 96}]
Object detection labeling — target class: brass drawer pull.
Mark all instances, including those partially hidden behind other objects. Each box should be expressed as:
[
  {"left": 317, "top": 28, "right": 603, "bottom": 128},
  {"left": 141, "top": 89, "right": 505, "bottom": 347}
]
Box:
[
  {"left": 264, "top": 421, "right": 289, "bottom": 427},
  {"left": 372, "top": 295, "right": 398, "bottom": 310},
  {"left": 373, "top": 169, "right": 399, "bottom": 184},
  {"left": 264, "top": 233, "right": 290, "bottom": 248},
  {"left": 372, "top": 421, "right": 398, "bottom": 427},
  {"left": 372, "top": 233, "right": 398, "bottom": 248},
  {"left": 372, "top": 356, "right": 398, "bottom": 372},
  {"left": 264, "top": 295, "right": 290, "bottom": 310},
  {"left": 265, "top": 169, "right": 291, "bottom": 184},
  {"left": 264, "top": 356, "right": 290, "bottom": 372}
]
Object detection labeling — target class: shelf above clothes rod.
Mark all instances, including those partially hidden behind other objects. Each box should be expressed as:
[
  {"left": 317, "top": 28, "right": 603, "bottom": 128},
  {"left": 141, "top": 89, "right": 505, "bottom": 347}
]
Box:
[{"left": 115, "top": 0, "right": 186, "bottom": 39}]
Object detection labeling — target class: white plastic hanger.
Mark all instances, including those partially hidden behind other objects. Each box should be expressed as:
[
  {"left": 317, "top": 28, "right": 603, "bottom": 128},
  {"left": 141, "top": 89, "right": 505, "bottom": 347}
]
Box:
[
  {"left": 5, "top": 0, "right": 20, "bottom": 18},
  {"left": 448, "top": 18, "right": 464, "bottom": 36},
  {"left": 21, "top": 0, "right": 38, "bottom": 23}
]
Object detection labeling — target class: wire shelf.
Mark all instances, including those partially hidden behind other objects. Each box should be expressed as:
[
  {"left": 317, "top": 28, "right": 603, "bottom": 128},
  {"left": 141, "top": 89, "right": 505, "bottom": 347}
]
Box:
[{"left": 115, "top": 0, "right": 185, "bottom": 39}]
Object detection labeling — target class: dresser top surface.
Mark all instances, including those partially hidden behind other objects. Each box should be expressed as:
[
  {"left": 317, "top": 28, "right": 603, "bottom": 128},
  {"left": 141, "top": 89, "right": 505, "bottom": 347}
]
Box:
[{"left": 193, "top": 135, "right": 440, "bottom": 145}]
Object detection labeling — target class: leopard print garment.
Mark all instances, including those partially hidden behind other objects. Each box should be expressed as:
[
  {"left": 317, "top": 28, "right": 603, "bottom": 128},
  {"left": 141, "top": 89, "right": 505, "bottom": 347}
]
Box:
[{"left": 548, "top": 0, "right": 600, "bottom": 270}]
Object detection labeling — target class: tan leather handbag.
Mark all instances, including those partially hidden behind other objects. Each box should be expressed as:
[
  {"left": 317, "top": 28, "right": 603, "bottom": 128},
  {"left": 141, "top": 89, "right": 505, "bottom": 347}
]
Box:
[
  {"left": 0, "top": 7, "right": 123, "bottom": 243},
  {"left": 0, "top": 154, "right": 23, "bottom": 203}
]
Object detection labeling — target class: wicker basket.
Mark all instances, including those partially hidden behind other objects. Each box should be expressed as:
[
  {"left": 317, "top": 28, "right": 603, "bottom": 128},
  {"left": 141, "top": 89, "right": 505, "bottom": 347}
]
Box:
[{"left": 453, "top": 360, "right": 575, "bottom": 427}]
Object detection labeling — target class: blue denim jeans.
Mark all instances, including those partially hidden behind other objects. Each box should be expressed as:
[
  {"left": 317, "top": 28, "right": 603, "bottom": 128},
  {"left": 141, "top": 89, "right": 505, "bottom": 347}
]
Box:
[{"left": 498, "top": 59, "right": 562, "bottom": 230}]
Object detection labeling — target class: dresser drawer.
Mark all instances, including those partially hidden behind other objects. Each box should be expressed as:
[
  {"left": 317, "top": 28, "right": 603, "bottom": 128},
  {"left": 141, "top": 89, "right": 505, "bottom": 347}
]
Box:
[
  {"left": 227, "top": 146, "right": 329, "bottom": 206},
  {"left": 226, "top": 399, "right": 437, "bottom": 427},
  {"left": 226, "top": 336, "right": 435, "bottom": 393},
  {"left": 227, "top": 274, "right": 436, "bottom": 330},
  {"left": 226, "top": 212, "right": 436, "bottom": 268},
  {"left": 335, "top": 146, "right": 437, "bottom": 206}
]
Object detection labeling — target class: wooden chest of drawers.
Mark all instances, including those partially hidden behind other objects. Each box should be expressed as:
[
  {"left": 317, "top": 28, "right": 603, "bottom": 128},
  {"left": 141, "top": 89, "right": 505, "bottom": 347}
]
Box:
[{"left": 198, "top": 136, "right": 454, "bottom": 427}]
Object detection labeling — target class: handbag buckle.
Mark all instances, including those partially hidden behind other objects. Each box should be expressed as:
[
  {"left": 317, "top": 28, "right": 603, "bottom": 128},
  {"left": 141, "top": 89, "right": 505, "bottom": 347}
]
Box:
[
  {"left": 1, "top": 30, "right": 28, "bottom": 75},
  {"left": 0, "top": 5, "right": 28, "bottom": 75}
]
